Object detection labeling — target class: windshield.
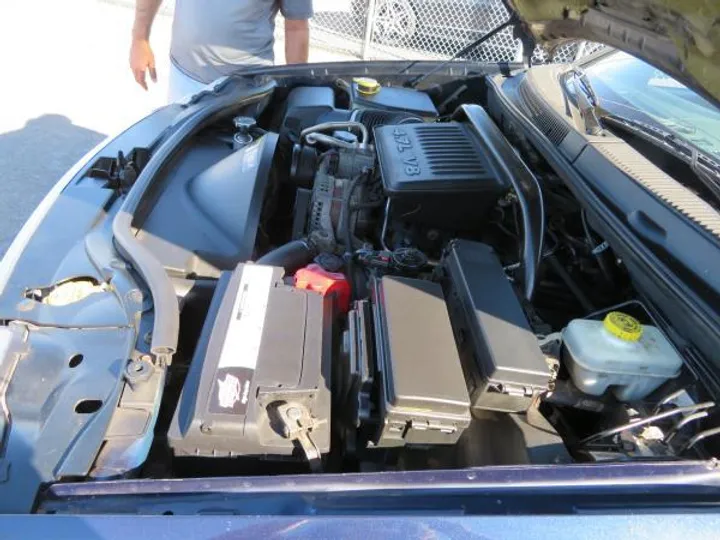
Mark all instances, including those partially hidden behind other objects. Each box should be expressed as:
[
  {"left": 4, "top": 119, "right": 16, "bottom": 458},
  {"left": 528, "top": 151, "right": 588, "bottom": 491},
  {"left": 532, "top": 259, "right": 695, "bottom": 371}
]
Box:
[{"left": 582, "top": 51, "right": 720, "bottom": 159}]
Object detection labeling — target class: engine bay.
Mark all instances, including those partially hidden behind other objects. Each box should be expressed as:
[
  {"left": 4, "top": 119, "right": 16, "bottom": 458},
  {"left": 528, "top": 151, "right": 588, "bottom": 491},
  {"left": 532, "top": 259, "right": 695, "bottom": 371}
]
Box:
[
  {"left": 3, "top": 70, "right": 719, "bottom": 512},
  {"left": 133, "top": 76, "right": 717, "bottom": 476}
]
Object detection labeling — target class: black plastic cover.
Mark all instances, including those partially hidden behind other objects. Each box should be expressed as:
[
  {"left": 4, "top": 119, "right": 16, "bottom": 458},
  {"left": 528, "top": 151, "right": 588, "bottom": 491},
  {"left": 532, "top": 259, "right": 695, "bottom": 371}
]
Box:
[
  {"left": 350, "top": 84, "right": 438, "bottom": 118},
  {"left": 285, "top": 86, "right": 336, "bottom": 110},
  {"left": 442, "top": 240, "right": 550, "bottom": 413},
  {"left": 343, "top": 299, "right": 375, "bottom": 428},
  {"left": 369, "top": 276, "right": 471, "bottom": 447},
  {"left": 376, "top": 123, "right": 502, "bottom": 193},
  {"left": 374, "top": 122, "right": 509, "bottom": 230},
  {"left": 168, "top": 263, "right": 332, "bottom": 457},
  {"left": 136, "top": 133, "right": 278, "bottom": 277}
]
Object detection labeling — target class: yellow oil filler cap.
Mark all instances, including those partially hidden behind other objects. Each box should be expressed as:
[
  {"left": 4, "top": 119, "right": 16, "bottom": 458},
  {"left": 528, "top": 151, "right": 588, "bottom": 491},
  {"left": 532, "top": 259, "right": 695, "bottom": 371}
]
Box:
[
  {"left": 603, "top": 312, "right": 643, "bottom": 342},
  {"left": 354, "top": 77, "right": 381, "bottom": 96}
]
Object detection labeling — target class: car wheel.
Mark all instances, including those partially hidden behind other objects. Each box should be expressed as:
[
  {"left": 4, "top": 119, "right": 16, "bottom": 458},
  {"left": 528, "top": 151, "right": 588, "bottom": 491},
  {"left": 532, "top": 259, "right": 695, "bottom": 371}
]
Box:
[{"left": 372, "top": 0, "right": 417, "bottom": 47}]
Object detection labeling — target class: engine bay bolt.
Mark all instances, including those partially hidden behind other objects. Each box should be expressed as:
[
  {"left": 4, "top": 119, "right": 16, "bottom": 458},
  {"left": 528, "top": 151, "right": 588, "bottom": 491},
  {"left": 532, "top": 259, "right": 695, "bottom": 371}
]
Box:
[
  {"left": 125, "top": 356, "right": 154, "bottom": 387},
  {"left": 286, "top": 407, "right": 302, "bottom": 421}
]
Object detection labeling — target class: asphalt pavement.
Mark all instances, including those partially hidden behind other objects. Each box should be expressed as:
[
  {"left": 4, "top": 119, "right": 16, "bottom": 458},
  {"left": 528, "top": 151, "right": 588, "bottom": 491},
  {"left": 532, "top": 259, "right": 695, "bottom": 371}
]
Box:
[{"left": 0, "top": 0, "right": 351, "bottom": 256}]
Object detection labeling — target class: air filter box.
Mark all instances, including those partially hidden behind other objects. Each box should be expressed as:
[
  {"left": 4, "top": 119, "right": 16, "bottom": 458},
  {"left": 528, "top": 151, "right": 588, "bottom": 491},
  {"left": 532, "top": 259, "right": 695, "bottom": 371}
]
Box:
[{"left": 374, "top": 121, "right": 509, "bottom": 231}]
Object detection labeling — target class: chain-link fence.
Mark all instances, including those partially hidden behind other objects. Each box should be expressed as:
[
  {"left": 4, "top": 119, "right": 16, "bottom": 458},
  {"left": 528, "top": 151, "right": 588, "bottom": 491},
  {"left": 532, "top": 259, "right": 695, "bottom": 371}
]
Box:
[
  {"left": 118, "top": 0, "right": 606, "bottom": 64},
  {"left": 309, "top": 0, "right": 607, "bottom": 64}
]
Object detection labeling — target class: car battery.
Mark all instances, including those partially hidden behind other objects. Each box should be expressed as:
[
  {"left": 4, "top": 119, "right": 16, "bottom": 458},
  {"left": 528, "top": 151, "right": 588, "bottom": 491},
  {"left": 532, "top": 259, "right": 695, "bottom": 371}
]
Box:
[
  {"left": 441, "top": 240, "right": 551, "bottom": 413},
  {"left": 362, "top": 276, "right": 471, "bottom": 448},
  {"left": 168, "top": 263, "right": 332, "bottom": 459}
]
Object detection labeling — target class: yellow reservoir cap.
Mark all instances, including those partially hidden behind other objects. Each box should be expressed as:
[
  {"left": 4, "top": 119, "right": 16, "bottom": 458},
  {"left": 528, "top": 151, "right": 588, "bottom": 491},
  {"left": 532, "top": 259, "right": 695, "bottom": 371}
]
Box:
[
  {"left": 354, "top": 77, "right": 381, "bottom": 95},
  {"left": 603, "top": 312, "right": 643, "bottom": 342}
]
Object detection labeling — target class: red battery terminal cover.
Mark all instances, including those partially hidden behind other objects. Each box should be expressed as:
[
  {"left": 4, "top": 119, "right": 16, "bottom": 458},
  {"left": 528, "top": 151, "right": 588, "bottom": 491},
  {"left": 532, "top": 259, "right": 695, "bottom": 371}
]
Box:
[{"left": 294, "top": 264, "right": 351, "bottom": 313}]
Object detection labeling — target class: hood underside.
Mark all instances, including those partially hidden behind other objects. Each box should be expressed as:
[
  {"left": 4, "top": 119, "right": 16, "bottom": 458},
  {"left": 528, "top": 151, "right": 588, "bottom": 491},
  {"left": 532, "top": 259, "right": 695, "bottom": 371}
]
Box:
[{"left": 508, "top": 0, "right": 720, "bottom": 105}]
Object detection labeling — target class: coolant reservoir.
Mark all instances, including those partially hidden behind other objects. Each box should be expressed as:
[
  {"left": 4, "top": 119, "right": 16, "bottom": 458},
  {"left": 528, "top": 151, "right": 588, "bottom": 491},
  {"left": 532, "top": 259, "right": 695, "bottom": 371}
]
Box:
[
  {"left": 349, "top": 77, "right": 438, "bottom": 118},
  {"left": 562, "top": 312, "right": 683, "bottom": 401}
]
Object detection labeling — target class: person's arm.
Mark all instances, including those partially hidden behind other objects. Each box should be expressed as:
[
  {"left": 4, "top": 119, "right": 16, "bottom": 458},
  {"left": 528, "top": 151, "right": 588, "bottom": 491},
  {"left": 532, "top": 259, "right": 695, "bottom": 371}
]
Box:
[
  {"left": 280, "top": 0, "right": 312, "bottom": 64},
  {"left": 284, "top": 19, "right": 310, "bottom": 64},
  {"left": 130, "top": 0, "right": 163, "bottom": 90}
]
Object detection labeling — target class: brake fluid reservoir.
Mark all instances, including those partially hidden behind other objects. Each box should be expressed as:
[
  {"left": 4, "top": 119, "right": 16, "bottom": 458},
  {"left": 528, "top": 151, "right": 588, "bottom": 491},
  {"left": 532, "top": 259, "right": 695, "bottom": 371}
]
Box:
[{"left": 562, "top": 312, "right": 683, "bottom": 401}]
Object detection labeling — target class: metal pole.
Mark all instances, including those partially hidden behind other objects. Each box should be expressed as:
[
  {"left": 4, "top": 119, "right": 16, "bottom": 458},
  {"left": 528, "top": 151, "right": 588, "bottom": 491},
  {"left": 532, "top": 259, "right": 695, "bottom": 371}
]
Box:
[
  {"left": 575, "top": 40, "right": 587, "bottom": 61},
  {"left": 361, "top": 0, "right": 378, "bottom": 60}
]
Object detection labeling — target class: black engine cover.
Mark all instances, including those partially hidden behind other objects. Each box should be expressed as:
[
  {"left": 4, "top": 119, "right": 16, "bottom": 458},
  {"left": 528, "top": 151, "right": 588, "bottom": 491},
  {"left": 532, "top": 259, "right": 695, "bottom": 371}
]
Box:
[{"left": 375, "top": 121, "right": 508, "bottom": 230}]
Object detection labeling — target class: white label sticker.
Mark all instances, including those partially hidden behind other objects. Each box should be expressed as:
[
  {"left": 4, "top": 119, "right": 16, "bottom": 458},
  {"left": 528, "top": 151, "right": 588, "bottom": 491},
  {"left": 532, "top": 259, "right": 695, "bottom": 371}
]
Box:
[
  {"left": 217, "top": 265, "right": 274, "bottom": 371},
  {"left": 216, "top": 373, "right": 242, "bottom": 409}
]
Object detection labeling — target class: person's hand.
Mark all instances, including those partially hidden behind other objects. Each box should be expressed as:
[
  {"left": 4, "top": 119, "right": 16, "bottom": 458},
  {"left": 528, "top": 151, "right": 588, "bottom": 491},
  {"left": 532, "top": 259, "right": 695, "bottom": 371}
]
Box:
[{"left": 130, "top": 38, "right": 157, "bottom": 90}]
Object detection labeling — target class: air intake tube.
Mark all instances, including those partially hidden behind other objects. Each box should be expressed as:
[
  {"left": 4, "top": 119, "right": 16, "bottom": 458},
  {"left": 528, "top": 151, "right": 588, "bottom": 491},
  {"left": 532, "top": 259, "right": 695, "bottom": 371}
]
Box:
[{"left": 255, "top": 239, "right": 315, "bottom": 273}]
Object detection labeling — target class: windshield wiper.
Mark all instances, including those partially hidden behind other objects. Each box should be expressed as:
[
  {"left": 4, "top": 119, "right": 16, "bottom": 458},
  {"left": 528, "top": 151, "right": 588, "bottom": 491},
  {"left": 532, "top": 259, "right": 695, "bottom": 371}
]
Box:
[
  {"left": 565, "top": 67, "right": 604, "bottom": 136},
  {"left": 604, "top": 114, "right": 720, "bottom": 205},
  {"left": 402, "top": 14, "right": 519, "bottom": 88}
]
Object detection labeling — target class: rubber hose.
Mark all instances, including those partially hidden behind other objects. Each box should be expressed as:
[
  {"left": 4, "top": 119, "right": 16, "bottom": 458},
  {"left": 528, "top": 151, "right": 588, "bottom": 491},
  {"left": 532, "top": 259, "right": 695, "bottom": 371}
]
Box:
[
  {"left": 455, "top": 105, "right": 544, "bottom": 301},
  {"left": 255, "top": 240, "right": 314, "bottom": 273},
  {"left": 546, "top": 255, "right": 595, "bottom": 314}
]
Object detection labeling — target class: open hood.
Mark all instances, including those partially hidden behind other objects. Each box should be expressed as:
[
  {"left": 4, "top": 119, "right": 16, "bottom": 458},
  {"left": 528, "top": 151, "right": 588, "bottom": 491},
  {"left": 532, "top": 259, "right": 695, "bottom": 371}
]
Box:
[{"left": 507, "top": 0, "right": 720, "bottom": 106}]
